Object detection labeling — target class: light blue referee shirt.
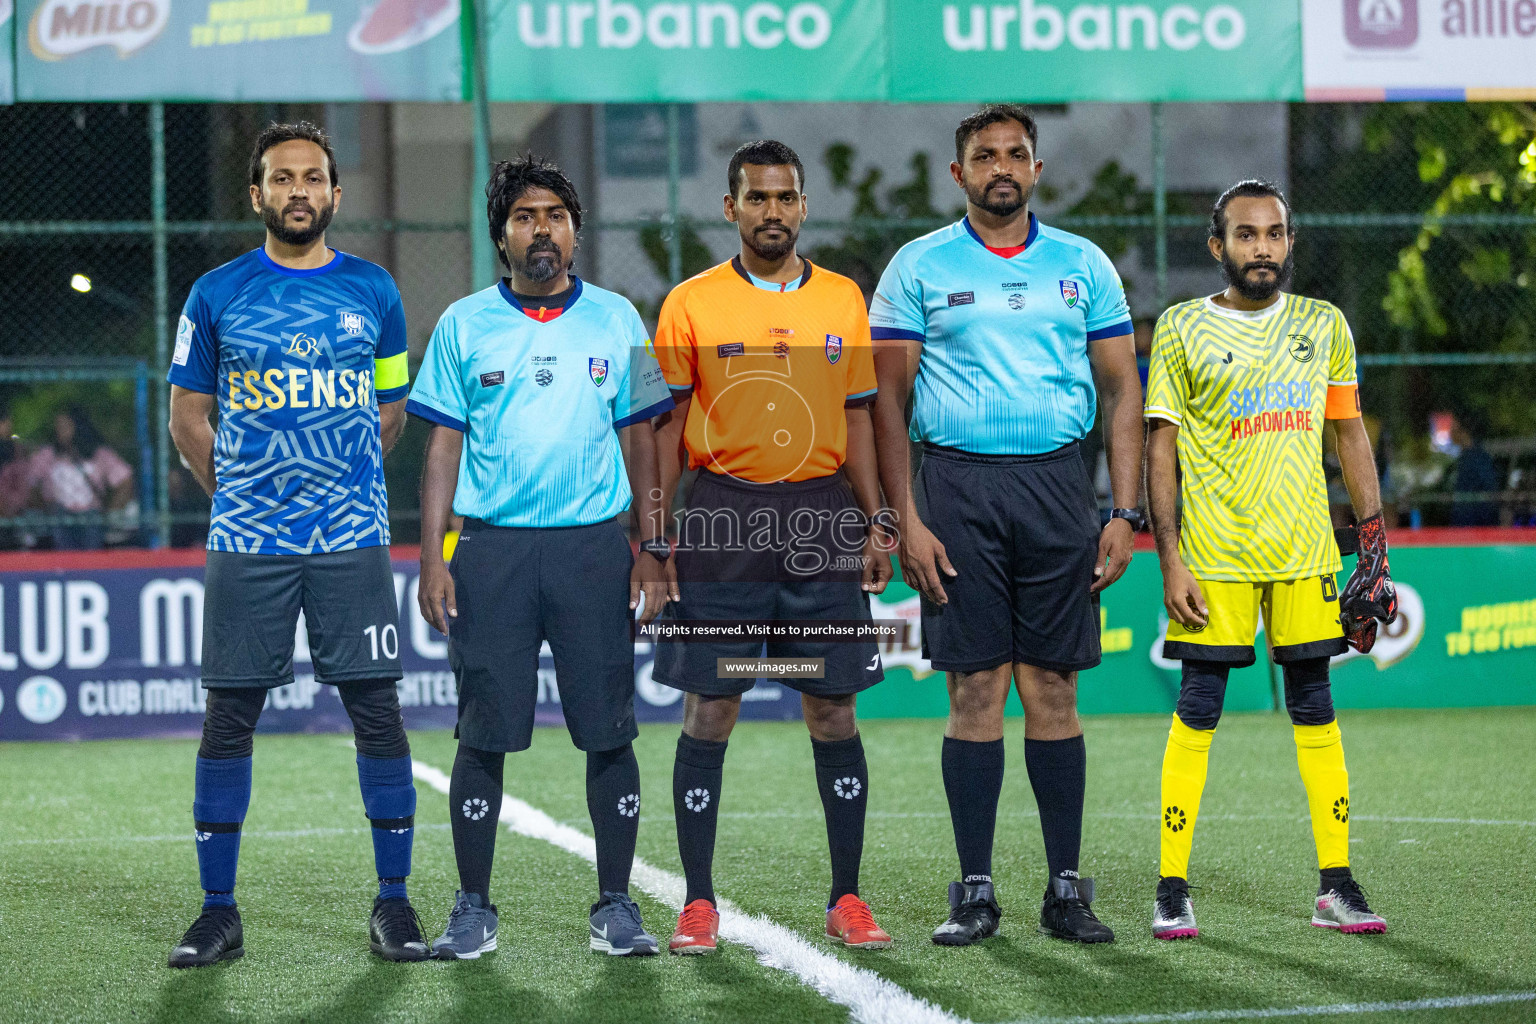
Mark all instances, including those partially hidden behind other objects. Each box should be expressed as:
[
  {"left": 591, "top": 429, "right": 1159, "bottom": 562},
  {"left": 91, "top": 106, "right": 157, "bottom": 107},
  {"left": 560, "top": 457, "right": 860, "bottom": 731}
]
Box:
[
  {"left": 407, "top": 278, "right": 674, "bottom": 528},
  {"left": 869, "top": 214, "right": 1133, "bottom": 455}
]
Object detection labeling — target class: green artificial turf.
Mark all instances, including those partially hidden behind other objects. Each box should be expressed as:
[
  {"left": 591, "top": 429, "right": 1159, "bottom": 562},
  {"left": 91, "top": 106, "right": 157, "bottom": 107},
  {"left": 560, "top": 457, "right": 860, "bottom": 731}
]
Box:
[{"left": 2, "top": 708, "right": 1534, "bottom": 1024}]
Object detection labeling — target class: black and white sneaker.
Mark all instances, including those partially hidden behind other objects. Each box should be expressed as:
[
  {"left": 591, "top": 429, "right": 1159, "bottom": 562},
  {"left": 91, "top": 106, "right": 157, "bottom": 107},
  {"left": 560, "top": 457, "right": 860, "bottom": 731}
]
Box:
[
  {"left": 1039, "top": 875, "right": 1114, "bottom": 943},
  {"left": 369, "top": 896, "right": 430, "bottom": 961},
  {"left": 931, "top": 880, "right": 1001, "bottom": 946},
  {"left": 168, "top": 903, "right": 244, "bottom": 968}
]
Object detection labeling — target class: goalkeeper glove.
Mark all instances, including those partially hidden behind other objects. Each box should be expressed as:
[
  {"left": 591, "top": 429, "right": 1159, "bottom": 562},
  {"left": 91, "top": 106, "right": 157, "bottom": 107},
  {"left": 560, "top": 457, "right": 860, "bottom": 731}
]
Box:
[{"left": 1339, "top": 512, "right": 1398, "bottom": 654}]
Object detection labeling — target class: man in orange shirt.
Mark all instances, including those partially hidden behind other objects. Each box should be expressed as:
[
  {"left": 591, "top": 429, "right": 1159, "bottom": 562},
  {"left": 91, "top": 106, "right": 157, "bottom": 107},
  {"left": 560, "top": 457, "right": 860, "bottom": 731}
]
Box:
[{"left": 650, "top": 140, "right": 895, "bottom": 955}]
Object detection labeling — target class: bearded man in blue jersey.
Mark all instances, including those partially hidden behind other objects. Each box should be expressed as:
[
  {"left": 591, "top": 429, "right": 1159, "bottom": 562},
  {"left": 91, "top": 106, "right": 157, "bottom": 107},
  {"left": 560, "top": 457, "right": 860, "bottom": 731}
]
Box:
[
  {"left": 870, "top": 105, "right": 1145, "bottom": 946},
  {"left": 166, "top": 122, "right": 425, "bottom": 967},
  {"left": 411, "top": 156, "right": 674, "bottom": 959}
]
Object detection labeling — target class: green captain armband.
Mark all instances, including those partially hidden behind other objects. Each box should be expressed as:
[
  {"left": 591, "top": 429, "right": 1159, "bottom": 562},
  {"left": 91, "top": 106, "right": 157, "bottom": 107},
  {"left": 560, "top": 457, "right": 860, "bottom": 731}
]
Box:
[{"left": 374, "top": 351, "right": 409, "bottom": 396}]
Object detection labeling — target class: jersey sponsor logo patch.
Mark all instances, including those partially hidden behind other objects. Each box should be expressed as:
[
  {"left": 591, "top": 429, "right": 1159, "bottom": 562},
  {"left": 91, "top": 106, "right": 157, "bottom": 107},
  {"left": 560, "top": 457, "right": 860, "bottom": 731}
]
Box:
[
  {"left": 1287, "top": 333, "right": 1315, "bottom": 363},
  {"left": 825, "top": 334, "right": 842, "bottom": 364},
  {"left": 1007, "top": 293, "right": 1026, "bottom": 310},
  {"left": 284, "top": 333, "right": 321, "bottom": 358},
  {"left": 947, "top": 291, "right": 974, "bottom": 307},
  {"left": 340, "top": 311, "right": 365, "bottom": 336},
  {"left": 1059, "top": 280, "right": 1080, "bottom": 307},
  {"left": 717, "top": 342, "right": 744, "bottom": 358},
  {"left": 535, "top": 369, "right": 554, "bottom": 387},
  {"left": 589, "top": 357, "right": 609, "bottom": 387},
  {"left": 480, "top": 371, "right": 505, "bottom": 387},
  {"left": 172, "top": 315, "right": 195, "bottom": 366}
]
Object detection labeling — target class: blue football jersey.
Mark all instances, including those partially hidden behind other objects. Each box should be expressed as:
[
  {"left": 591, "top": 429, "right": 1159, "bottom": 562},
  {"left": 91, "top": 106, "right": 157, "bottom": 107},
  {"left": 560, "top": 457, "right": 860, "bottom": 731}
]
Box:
[
  {"left": 869, "top": 215, "right": 1133, "bottom": 455},
  {"left": 167, "top": 248, "right": 410, "bottom": 555},
  {"left": 406, "top": 278, "right": 674, "bottom": 528}
]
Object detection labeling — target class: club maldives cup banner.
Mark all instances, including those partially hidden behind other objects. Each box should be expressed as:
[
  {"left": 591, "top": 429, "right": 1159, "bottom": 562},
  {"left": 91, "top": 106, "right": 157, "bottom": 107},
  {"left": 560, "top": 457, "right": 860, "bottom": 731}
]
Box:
[
  {"left": 2, "top": 538, "right": 1534, "bottom": 742},
  {"left": 1304, "top": 0, "right": 1536, "bottom": 99},
  {"left": 15, "top": 0, "right": 461, "bottom": 100}
]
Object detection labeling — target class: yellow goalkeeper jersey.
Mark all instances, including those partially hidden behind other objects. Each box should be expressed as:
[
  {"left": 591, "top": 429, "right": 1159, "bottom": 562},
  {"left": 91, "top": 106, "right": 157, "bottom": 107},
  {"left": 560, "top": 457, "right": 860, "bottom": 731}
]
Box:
[{"left": 1145, "top": 292, "right": 1361, "bottom": 582}]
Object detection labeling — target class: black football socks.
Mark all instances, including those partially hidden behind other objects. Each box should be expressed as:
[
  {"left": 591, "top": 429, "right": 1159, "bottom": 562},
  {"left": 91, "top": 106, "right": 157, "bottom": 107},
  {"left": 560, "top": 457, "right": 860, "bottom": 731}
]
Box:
[
  {"left": 673, "top": 733, "right": 727, "bottom": 906},
  {"left": 449, "top": 744, "right": 506, "bottom": 901},
  {"left": 586, "top": 743, "right": 642, "bottom": 896},
  {"left": 1025, "top": 734, "right": 1087, "bottom": 882},
  {"left": 811, "top": 734, "right": 869, "bottom": 906},
  {"left": 942, "top": 737, "right": 1004, "bottom": 885}
]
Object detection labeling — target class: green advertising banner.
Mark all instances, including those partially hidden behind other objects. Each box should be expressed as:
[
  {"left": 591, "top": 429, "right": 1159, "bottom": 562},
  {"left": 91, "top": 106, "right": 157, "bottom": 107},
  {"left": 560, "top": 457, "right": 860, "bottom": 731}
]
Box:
[
  {"left": 859, "top": 541, "right": 1536, "bottom": 720},
  {"left": 2, "top": 0, "right": 14, "bottom": 103},
  {"left": 16, "top": 0, "right": 461, "bottom": 100},
  {"left": 888, "top": 0, "right": 1303, "bottom": 102},
  {"left": 484, "top": 0, "right": 887, "bottom": 101}
]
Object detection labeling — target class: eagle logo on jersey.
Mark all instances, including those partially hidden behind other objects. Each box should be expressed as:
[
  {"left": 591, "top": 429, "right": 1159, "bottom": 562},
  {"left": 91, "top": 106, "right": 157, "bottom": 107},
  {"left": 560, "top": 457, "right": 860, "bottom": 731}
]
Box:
[
  {"left": 589, "top": 358, "right": 608, "bottom": 387},
  {"left": 1059, "top": 280, "right": 1080, "bottom": 307},
  {"left": 825, "top": 334, "right": 842, "bottom": 364}
]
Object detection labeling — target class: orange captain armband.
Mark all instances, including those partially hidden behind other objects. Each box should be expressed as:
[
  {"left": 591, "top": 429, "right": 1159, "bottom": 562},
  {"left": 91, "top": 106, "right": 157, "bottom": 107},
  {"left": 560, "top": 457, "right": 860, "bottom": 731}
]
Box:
[{"left": 1325, "top": 383, "right": 1361, "bottom": 420}]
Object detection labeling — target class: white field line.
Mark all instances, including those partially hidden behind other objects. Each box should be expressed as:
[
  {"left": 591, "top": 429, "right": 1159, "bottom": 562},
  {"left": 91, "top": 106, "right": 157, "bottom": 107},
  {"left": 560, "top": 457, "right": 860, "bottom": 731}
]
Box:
[
  {"left": 410, "top": 759, "right": 966, "bottom": 1024},
  {"left": 1018, "top": 990, "right": 1536, "bottom": 1024},
  {"left": 0, "top": 822, "right": 451, "bottom": 848}
]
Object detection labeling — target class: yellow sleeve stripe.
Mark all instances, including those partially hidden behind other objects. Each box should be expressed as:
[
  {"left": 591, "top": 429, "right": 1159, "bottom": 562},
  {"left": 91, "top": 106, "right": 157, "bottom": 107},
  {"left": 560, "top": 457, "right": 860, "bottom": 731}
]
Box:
[
  {"left": 1144, "top": 405, "right": 1183, "bottom": 422},
  {"left": 374, "top": 351, "right": 409, "bottom": 392}
]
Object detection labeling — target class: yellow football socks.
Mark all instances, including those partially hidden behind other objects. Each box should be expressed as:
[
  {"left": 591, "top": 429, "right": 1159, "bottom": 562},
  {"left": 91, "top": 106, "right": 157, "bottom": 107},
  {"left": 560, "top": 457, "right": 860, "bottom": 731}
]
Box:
[
  {"left": 1293, "top": 720, "right": 1350, "bottom": 869},
  {"left": 1159, "top": 714, "right": 1214, "bottom": 880}
]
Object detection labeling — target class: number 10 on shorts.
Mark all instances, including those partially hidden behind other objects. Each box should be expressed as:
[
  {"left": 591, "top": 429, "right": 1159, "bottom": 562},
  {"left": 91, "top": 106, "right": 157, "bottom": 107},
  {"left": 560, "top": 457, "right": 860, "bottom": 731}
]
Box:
[{"left": 363, "top": 624, "right": 399, "bottom": 660}]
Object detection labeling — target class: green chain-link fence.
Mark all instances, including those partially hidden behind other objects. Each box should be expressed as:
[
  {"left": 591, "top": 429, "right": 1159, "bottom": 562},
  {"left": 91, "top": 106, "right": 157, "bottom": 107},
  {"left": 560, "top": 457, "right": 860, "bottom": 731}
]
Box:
[{"left": 2, "top": 101, "right": 1533, "bottom": 549}]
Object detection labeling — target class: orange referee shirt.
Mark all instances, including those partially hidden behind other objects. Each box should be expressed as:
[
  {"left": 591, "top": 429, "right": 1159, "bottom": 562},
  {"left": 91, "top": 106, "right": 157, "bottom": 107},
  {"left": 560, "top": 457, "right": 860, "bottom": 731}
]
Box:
[{"left": 654, "top": 257, "right": 877, "bottom": 485}]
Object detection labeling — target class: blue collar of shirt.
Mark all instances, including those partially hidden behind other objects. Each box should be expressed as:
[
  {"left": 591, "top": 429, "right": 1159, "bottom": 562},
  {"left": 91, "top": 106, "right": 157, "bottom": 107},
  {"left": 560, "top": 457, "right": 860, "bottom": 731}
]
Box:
[
  {"left": 961, "top": 212, "right": 1039, "bottom": 252},
  {"left": 254, "top": 246, "right": 345, "bottom": 277},
  {"left": 497, "top": 275, "right": 584, "bottom": 314}
]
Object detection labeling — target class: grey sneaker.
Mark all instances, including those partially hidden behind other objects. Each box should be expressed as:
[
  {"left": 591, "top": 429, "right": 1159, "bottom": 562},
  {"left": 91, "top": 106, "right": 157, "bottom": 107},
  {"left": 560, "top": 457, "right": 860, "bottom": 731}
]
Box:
[
  {"left": 1152, "top": 877, "right": 1198, "bottom": 940},
  {"left": 590, "top": 891, "right": 659, "bottom": 956},
  {"left": 432, "top": 891, "right": 499, "bottom": 960},
  {"left": 1313, "top": 874, "right": 1386, "bottom": 934}
]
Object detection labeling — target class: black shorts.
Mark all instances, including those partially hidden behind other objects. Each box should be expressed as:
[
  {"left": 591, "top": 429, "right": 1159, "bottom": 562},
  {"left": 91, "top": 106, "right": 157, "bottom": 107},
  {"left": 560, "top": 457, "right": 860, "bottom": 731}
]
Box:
[
  {"left": 201, "top": 546, "right": 403, "bottom": 688},
  {"left": 448, "top": 517, "right": 638, "bottom": 753},
  {"left": 916, "top": 442, "right": 1102, "bottom": 674},
  {"left": 651, "top": 469, "right": 885, "bottom": 698}
]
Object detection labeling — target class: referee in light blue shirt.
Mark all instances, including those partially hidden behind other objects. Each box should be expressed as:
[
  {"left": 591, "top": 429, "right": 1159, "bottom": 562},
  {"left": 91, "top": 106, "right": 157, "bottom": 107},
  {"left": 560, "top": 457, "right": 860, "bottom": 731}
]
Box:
[
  {"left": 409, "top": 157, "right": 673, "bottom": 960},
  {"left": 869, "top": 106, "right": 1145, "bottom": 946}
]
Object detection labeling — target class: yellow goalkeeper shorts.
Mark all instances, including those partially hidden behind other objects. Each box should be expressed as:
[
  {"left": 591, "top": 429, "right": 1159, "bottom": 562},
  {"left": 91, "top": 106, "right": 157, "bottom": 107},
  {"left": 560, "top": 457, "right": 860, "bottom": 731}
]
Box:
[{"left": 1163, "top": 576, "right": 1347, "bottom": 665}]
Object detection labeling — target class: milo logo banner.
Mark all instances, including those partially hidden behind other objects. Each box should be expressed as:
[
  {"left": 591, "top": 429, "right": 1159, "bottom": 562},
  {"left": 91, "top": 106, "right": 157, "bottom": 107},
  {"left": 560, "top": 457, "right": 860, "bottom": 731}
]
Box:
[{"left": 16, "top": 0, "right": 460, "bottom": 100}]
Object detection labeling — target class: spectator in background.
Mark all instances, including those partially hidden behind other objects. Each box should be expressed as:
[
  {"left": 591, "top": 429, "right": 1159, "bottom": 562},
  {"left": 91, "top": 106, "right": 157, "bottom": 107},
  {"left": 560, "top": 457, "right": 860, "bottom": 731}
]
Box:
[
  {"left": 1450, "top": 415, "right": 1501, "bottom": 528},
  {"left": 31, "top": 406, "right": 135, "bottom": 549},
  {"left": 0, "top": 406, "right": 35, "bottom": 550}
]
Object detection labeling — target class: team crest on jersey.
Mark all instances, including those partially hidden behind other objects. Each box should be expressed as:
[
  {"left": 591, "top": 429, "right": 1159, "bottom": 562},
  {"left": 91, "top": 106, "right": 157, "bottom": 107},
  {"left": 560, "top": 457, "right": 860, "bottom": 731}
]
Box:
[
  {"left": 1059, "top": 280, "right": 1080, "bottom": 307},
  {"left": 1287, "top": 334, "right": 1315, "bottom": 363},
  {"left": 589, "top": 358, "right": 608, "bottom": 387},
  {"left": 825, "top": 334, "right": 842, "bottom": 364},
  {"left": 340, "top": 311, "right": 366, "bottom": 336}
]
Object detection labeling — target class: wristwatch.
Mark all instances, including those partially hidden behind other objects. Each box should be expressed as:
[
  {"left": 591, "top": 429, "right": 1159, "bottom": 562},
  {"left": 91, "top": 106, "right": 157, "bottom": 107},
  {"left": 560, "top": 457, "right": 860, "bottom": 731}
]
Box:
[
  {"left": 638, "top": 537, "right": 672, "bottom": 561},
  {"left": 1109, "top": 507, "right": 1146, "bottom": 532}
]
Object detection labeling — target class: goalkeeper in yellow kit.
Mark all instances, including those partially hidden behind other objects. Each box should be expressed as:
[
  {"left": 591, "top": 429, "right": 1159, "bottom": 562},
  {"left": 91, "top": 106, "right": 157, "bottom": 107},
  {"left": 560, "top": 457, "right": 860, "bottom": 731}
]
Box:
[{"left": 1144, "top": 181, "right": 1398, "bottom": 940}]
